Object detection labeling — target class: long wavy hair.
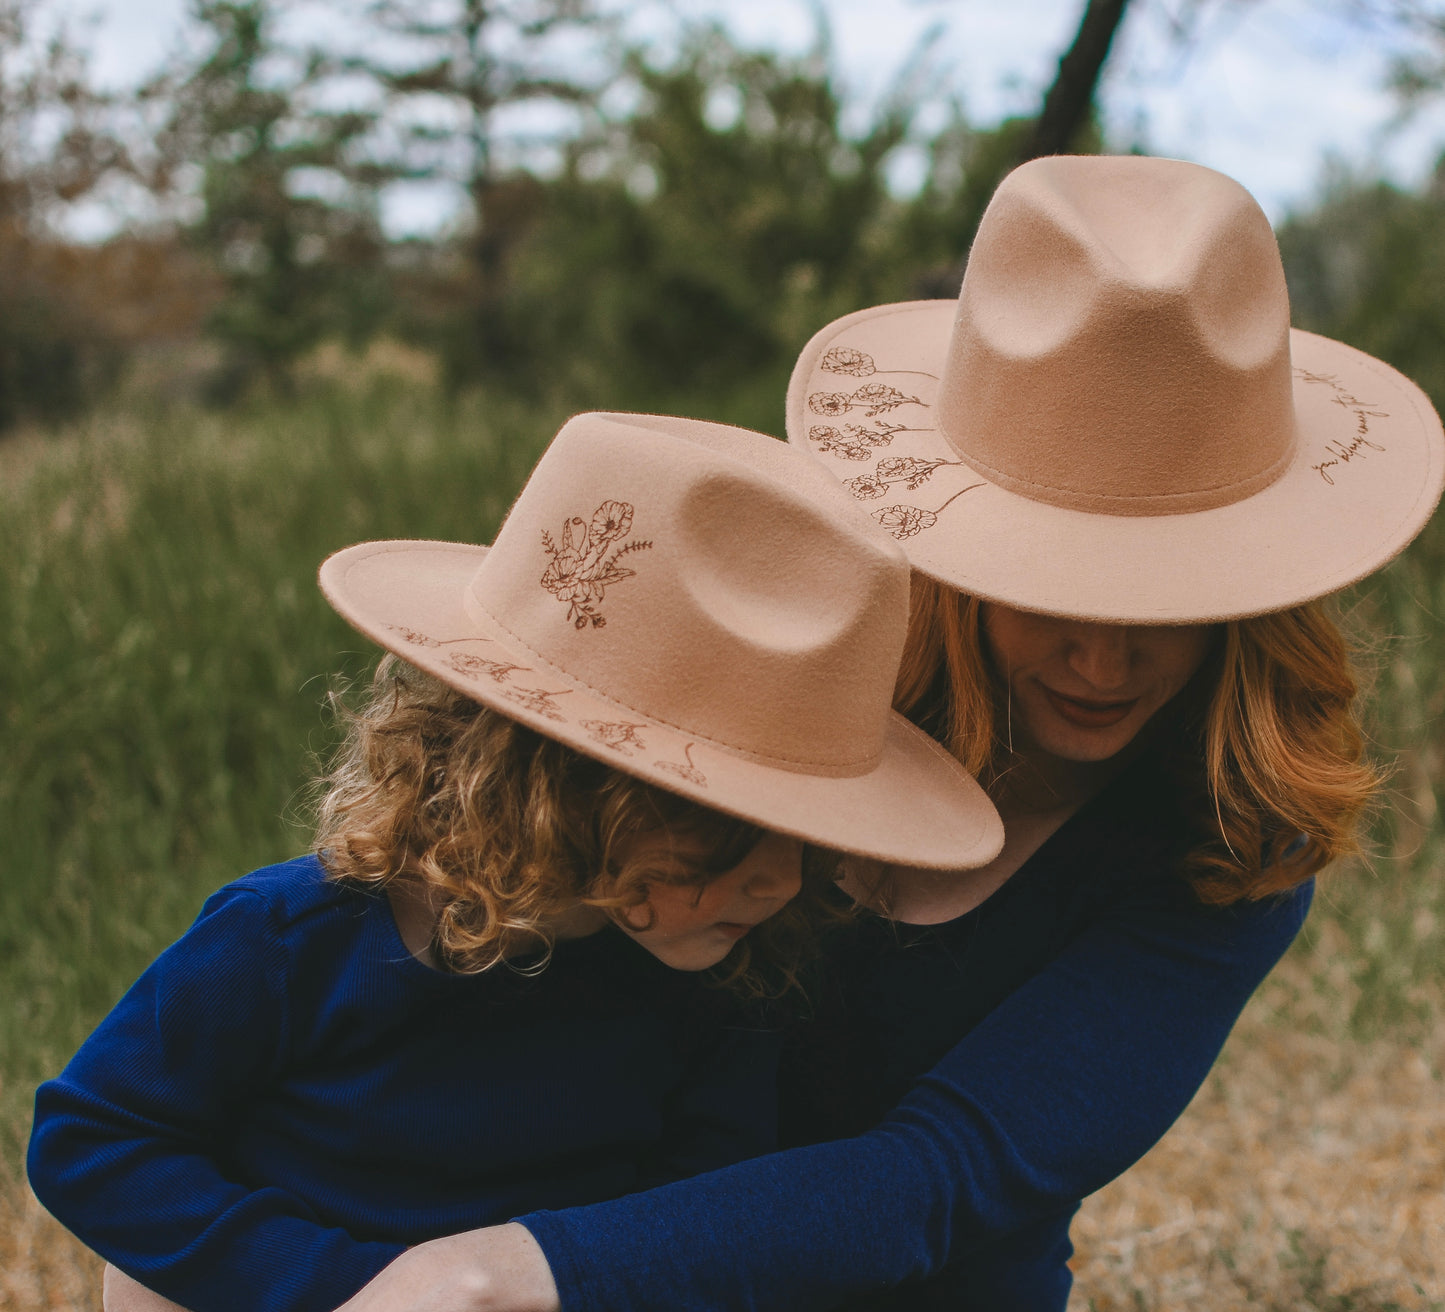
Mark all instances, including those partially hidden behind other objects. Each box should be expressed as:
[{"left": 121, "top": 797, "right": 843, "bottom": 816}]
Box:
[
  {"left": 893, "top": 574, "right": 1384, "bottom": 902},
  {"left": 315, "top": 655, "right": 839, "bottom": 1000}
]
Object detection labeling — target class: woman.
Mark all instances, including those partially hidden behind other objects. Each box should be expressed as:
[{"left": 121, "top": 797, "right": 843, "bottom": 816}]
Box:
[{"left": 112, "top": 156, "right": 1444, "bottom": 1311}]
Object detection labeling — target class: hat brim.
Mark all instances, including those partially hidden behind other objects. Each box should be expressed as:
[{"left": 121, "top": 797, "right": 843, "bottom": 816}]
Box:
[
  {"left": 320, "top": 540, "right": 1003, "bottom": 870},
  {"left": 788, "top": 303, "right": 1445, "bottom": 623}
]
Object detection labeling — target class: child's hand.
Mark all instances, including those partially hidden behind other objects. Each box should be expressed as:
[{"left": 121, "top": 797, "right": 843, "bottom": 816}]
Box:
[{"left": 334, "top": 1224, "right": 561, "bottom": 1312}]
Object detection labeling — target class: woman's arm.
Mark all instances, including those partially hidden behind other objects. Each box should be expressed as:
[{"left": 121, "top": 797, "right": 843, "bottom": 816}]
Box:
[{"left": 505, "top": 879, "right": 1312, "bottom": 1312}]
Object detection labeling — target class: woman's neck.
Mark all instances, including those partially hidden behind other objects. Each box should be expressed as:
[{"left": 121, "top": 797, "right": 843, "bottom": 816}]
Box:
[{"left": 841, "top": 742, "right": 1132, "bottom": 927}]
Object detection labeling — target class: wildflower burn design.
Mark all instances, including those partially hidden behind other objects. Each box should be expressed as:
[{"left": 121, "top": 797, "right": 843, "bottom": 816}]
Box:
[
  {"left": 872, "top": 484, "right": 986, "bottom": 540},
  {"left": 807, "top": 421, "right": 931, "bottom": 461},
  {"left": 581, "top": 720, "right": 649, "bottom": 755},
  {"left": 654, "top": 743, "right": 707, "bottom": 788},
  {"left": 498, "top": 685, "right": 573, "bottom": 722},
  {"left": 844, "top": 456, "right": 962, "bottom": 500},
  {"left": 819, "top": 346, "right": 938, "bottom": 381},
  {"left": 808, "top": 384, "right": 924, "bottom": 419},
  {"left": 541, "top": 500, "right": 653, "bottom": 629}
]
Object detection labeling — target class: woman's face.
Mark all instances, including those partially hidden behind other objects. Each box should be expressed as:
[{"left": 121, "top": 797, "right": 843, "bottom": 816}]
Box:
[
  {"left": 980, "top": 603, "right": 1216, "bottom": 764},
  {"left": 613, "top": 829, "right": 804, "bottom": 971}
]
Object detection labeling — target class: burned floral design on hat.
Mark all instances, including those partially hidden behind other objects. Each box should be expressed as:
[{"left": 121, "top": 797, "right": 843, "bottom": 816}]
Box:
[
  {"left": 871, "top": 483, "right": 985, "bottom": 540},
  {"left": 449, "top": 652, "right": 529, "bottom": 685},
  {"left": 541, "top": 500, "right": 653, "bottom": 629},
  {"left": 384, "top": 626, "right": 531, "bottom": 685},
  {"left": 808, "top": 384, "right": 923, "bottom": 419},
  {"left": 845, "top": 456, "right": 964, "bottom": 500},
  {"left": 807, "top": 420, "right": 931, "bottom": 462},
  {"left": 581, "top": 720, "right": 648, "bottom": 755},
  {"left": 820, "top": 346, "right": 938, "bottom": 381},
  {"left": 498, "top": 685, "right": 573, "bottom": 722},
  {"left": 654, "top": 743, "right": 707, "bottom": 788}
]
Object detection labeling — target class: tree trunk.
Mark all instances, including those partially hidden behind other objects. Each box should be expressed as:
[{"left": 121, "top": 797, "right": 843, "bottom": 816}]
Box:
[{"left": 1020, "top": 0, "right": 1133, "bottom": 163}]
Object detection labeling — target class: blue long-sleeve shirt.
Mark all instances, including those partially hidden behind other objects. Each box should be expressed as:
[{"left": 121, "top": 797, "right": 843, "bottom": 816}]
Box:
[
  {"left": 518, "top": 764, "right": 1312, "bottom": 1311},
  {"left": 27, "top": 856, "right": 779, "bottom": 1312}
]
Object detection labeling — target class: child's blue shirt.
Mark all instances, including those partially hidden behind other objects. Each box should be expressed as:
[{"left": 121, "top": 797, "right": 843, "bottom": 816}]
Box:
[{"left": 28, "top": 855, "right": 779, "bottom": 1312}]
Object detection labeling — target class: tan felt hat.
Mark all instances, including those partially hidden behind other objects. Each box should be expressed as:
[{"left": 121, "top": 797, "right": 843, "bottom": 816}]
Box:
[
  {"left": 319, "top": 412, "right": 1003, "bottom": 870},
  {"left": 787, "top": 154, "right": 1445, "bottom": 623}
]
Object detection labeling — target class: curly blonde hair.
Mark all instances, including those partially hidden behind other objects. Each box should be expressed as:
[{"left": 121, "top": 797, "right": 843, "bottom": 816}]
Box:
[
  {"left": 893, "top": 574, "right": 1384, "bottom": 902},
  {"left": 314, "top": 656, "right": 839, "bottom": 999}
]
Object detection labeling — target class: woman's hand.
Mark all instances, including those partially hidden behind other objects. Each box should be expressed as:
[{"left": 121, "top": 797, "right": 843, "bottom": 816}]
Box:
[
  {"left": 334, "top": 1223, "right": 561, "bottom": 1312},
  {"left": 103, "top": 1265, "right": 191, "bottom": 1312}
]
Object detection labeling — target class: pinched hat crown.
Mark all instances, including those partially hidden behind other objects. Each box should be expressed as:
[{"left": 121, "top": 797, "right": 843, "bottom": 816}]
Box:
[
  {"left": 466, "top": 413, "right": 904, "bottom": 773},
  {"left": 786, "top": 154, "right": 1444, "bottom": 622},
  {"left": 320, "top": 412, "right": 1004, "bottom": 869},
  {"left": 940, "top": 155, "right": 1296, "bottom": 515}
]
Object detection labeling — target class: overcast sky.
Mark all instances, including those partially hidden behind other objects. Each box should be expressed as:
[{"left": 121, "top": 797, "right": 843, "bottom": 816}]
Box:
[{"left": 38, "top": 0, "right": 1445, "bottom": 235}]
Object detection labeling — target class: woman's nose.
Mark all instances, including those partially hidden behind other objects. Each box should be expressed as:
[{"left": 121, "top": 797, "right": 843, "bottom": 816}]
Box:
[
  {"left": 743, "top": 836, "right": 804, "bottom": 903},
  {"left": 1068, "top": 624, "right": 1132, "bottom": 690}
]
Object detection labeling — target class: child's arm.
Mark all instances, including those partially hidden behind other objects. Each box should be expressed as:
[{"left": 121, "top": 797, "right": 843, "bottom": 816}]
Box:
[{"left": 28, "top": 885, "right": 404, "bottom": 1312}]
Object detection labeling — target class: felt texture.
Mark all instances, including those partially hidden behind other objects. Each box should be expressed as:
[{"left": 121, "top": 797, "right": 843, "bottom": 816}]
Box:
[
  {"left": 319, "top": 412, "right": 1003, "bottom": 869},
  {"left": 786, "top": 158, "right": 1445, "bottom": 622},
  {"left": 28, "top": 856, "right": 781, "bottom": 1312}
]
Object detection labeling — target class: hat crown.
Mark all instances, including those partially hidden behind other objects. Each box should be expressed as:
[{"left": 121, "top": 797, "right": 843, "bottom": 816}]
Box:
[
  {"left": 939, "top": 155, "right": 1297, "bottom": 515},
  {"left": 469, "top": 413, "right": 908, "bottom": 773}
]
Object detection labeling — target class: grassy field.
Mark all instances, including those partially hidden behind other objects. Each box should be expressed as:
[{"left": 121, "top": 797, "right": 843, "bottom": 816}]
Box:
[{"left": 1, "top": 378, "right": 1442, "bottom": 1309}]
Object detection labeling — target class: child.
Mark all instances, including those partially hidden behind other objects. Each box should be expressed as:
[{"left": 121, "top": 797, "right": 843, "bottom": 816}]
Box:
[{"left": 28, "top": 411, "right": 1001, "bottom": 1312}]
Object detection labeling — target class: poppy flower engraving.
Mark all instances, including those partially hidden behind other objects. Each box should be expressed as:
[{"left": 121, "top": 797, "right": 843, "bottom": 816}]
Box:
[
  {"left": 819, "top": 346, "right": 938, "bottom": 381},
  {"left": 820, "top": 346, "right": 876, "bottom": 377},
  {"left": 581, "top": 719, "right": 648, "bottom": 755},
  {"left": 808, "top": 384, "right": 923, "bottom": 419},
  {"left": 808, "top": 420, "right": 927, "bottom": 461},
  {"left": 870, "top": 484, "right": 986, "bottom": 540},
  {"left": 384, "top": 624, "right": 443, "bottom": 648},
  {"left": 540, "top": 500, "right": 653, "bottom": 629},
  {"left": 844, "top": 472, "right": 890, "bottom": 500},
  {"left": 872, "top": 505, "right": 937, "bottom": 539},
  {"left": 808, "top": 426, "right": 874, "bottom": 461},
  {"left": 846, "top": 456, "right": 961, "bottom": 501},
  {"left": 654, "top": 743, "right": 707, "bottom": 788}
]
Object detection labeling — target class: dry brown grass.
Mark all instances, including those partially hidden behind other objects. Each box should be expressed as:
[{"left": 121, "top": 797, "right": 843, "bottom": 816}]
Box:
[
  {"left": 1071, "top": 965, "right": 1445, "bottom": 1311},
  {"left": 0, "top": 1183, "right": 101, "bottom": 1312}
]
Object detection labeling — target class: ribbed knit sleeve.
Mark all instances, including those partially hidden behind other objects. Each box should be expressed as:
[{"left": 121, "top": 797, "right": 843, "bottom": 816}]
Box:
[
  {"left": 519, "top": 880, "right": 1311, "bottom": 1312},
  {"left": 27, "top": 885, "right": 404, "bottom": 1312}
]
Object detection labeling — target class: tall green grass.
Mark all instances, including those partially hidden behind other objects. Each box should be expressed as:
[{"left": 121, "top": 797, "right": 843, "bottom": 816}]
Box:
[
  {"left": 0, "top": 383, "right": 569, "bottom": 1161},
  {"left": 1, "top": 378, "right": 1442, "bottom": 1184}
]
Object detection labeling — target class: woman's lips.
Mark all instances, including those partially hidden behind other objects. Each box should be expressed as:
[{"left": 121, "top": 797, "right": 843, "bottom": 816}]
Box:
[{"left": 1040, "top": 686, "right": 1139, "bottom": 729}]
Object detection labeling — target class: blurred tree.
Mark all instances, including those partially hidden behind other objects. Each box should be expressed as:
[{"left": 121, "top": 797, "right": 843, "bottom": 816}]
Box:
[
  {"left": 0, "top": 0, "right": 133, "bottom": 427},
  {"left": 1020, "top": 0, "right": 1133, "bottom": 162},
  {"left": 360, "top": 0, "right": 610, "bottom": 384},
  {"left": 155, "top": 0, "right": 388, "bottom": 397},
  {"left": 1279, "top": 159, "right": 1445, "bottom": 414},
  {"left": 481, "top": 23, "right": 942, "bottom": 424}
]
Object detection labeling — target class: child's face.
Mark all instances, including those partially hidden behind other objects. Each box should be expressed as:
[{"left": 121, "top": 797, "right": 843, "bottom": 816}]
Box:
[{"left": 615, "top": 830, "right": 804, "bottom": 971}]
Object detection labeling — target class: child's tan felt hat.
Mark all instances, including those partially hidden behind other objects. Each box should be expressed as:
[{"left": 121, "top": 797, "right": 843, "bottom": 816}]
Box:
[
  {"left": 319, "top": 412, "right": 1003, "bottom": 870},
  {"left": 787, "top": 154, "right": 1445, "bottom": 623}
]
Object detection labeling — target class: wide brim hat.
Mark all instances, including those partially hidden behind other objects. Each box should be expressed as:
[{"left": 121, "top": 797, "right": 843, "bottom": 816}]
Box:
[
  {"left": 787, "top": 155, "right": 1445, "bottom": 623},
  {"left": 320, "top": 412, "right": 1003, "bottom": 870}
]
